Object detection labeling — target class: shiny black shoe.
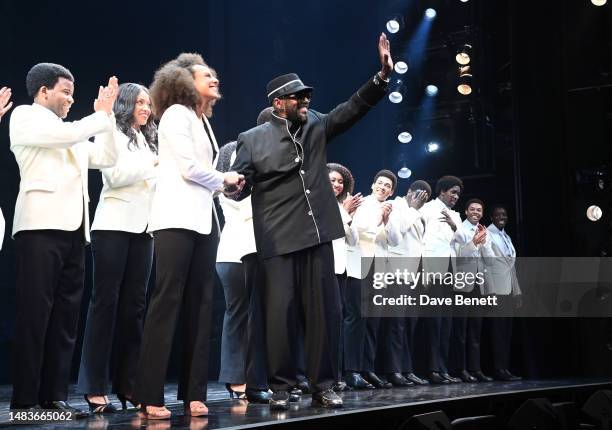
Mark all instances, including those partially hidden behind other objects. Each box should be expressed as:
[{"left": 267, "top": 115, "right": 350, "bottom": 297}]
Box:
[
  {"left": 457, "top": 370, "right": 478, "bottom": 383},
  {"left": 245, "top": 388, "right": 272, "bottom": 403},
  {"left": 386, "top": 372, "right": 414, "bottom": 387},
  {"left": 441, "top": 372, "right": 462, "bottom": 383},
  {"left": 289, "top": 387, "right": 302, "bottom": 402},
  {"left": 40, "top": 401, "right": 89, "bottom": 419},
  {"left": 296, "top": 379, "right": 311, "bottom": 394},
  {"left": 403, "top": 373, "right": 429, "bottom": 385},
  {"left": 503, "top": 369, "right": 522, "bottom": 381},
  {"left": 344, "top": 372, "right": 374, "bottom": 390},
  {"left": 331, "top": 380, "right": 348, "bottom": 392},
  {"left": 311, "top": 389, "right": 343, "bottom": 408},
  {"left": 361, "top": 371, "right": 392, "bottom": 389},
  {"left": 471, "top": 370, "right": 493, "bottom": 382},
  {"left": 269, "top": 391, "right": 290, "bottom": 410},
  {"left": 427, "top": 372, "right": 450, "bottom": 385},
  {"left": 84, "top": 395, "right": 117, "bottom": 414}
]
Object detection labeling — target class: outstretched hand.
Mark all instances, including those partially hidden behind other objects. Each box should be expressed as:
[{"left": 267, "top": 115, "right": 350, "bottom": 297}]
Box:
[{"left": 378, "top": 33, "right": 393, "bottom": 80}]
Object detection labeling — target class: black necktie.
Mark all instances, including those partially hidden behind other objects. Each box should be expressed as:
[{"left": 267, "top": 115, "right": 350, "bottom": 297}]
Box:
[{"left": 202, "top": 119, "right": 217, "bottom": 161}]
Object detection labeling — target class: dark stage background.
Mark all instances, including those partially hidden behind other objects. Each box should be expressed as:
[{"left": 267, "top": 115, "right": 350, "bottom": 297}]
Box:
[{"left": 0, "top": 0, "right": 610, "bottom": 386}]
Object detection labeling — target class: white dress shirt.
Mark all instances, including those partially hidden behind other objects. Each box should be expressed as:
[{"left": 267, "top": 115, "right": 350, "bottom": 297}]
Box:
[
  {"left": 9, "top": 103, "right": 117, "bottom": 242},
  {"left": 484, "top": 223, "right": 521, "bottom": 296},
  {"left": 91, "top": 129, "right": 157, "bottom": 233},
  {"left": 216, "top": 194, "right": 257, "bottom": 263},
  {"left": 148, "top": 104, "right": 224, "bottom": 235}
]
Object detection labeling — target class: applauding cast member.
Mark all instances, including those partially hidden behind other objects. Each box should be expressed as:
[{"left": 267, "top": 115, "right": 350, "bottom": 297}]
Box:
[
  {"left": 77, "top": 83, "right": 158, "bottom": 413},
  {"left": 9, "top": 63, "right": 118, "bottom": 415},
  {"left": 133, "top": 53, "right": 243, "bottom": 420}
]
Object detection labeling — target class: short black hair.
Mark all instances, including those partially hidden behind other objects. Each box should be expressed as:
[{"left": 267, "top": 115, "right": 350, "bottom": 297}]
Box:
[
  {"left": 465, "top": 198, "right": 485, "bottom": 210},
  {"left": 408, "top": 180, "right": 432, "bottom": 196},
  {"left": 26, "top": 63, "right": 74, "bottom": 98},
  {"left": 374, "top": 169, "right": 397, "bottom": 191},
  {"left": 435, "top": 175, "right": 464, "bottom": 196},
  {"left": 256, "top": 107, "right": 274, "bottom": 126}
]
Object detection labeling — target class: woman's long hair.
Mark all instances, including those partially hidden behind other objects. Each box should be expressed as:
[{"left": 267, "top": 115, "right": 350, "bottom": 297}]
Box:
[
  {"left": 113, "top": 83, "right": 158, "bottom": 153},
  {"left": 327, "top": 162, "right": 354, "bottom": 203}
]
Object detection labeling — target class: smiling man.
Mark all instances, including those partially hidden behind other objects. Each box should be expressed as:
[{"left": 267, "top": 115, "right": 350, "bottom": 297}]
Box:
[
  {"left": 9, "top": 63, "right": 118, "bottom": 415},
  {"left": 231, "top": 34, "right": 393, "bottom": 410}
]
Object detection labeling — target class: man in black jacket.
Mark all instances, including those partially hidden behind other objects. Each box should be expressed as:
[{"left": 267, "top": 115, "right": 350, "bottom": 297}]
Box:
[{"left": 231, "top": 33, "right": 393, "bottom": 410}]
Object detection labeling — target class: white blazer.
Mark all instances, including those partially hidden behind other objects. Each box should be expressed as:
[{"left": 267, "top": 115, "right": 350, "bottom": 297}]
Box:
[
  {"left": 332, "top": 202, "right": 357, "bottom": 275},
  {"left": 484, "top": 224, "right": 521, "bottom": 296},
  {"left": 216, "top": 194, "right": 256, "bottom": 263},
  {"left": 421, "top": 197, "right": 462, "bottom": 276},
  {"left": 346, "top": 195, "right": 401, "bottom": 280},
  {"left": 91, "top": 129, "right": 157, "bottom": 233},
  {"left": 9, "top": 103, "right": 116, "bottom": 242},
  {"left": 453, "top": 219, "right": 495, "bottom": 292},
  {"left": 0, "top": 207, "right": 5, "bottom": 250},
  {"left": 388, "top": 196, "right": 426, "bottom": 275},
  {"left": 148, "top": 104, "right": 224, "bottom": 234}
]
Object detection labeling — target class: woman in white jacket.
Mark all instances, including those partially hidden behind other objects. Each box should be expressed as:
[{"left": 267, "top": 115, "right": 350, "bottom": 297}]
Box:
[
  {"left": 132, "top": 54, "right": 243, "bottom": 420},
  {"left": 77, "top": 83, "right": 158, "bottom": 413}
]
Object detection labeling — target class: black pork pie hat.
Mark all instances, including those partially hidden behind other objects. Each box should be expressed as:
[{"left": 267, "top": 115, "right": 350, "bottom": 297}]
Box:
[{"left": 266, "top": 73, "right": 313, "bottom": 103}]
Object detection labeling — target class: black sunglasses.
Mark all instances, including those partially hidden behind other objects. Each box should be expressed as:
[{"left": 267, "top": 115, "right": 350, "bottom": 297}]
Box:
[{"left": 281, "top": 91, "right": 313, "bottom": 101}]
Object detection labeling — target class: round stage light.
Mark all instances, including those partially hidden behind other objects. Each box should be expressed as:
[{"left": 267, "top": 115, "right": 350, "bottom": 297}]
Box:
[
  {"left": 460, "top": 0, "right": 470, "bottom": 2},
  {"left": 591, "top": 0, "right": 607, "bottom": 6},
  {"left": 426, "top": 142, "right": 440, "bottom": 153},
  {"left": 398, "top": 167, "right": 412, "bottom": 179},
  {"left": 455, "top": 44, "right": 472, "bottom": 65},
  {"left": 386, "top": 19, "right": 400, "bottom": 33},
  {"left": 389, "top": 91, "right": 403, "bottom": 103},
  {"left": 398, "top": 132, "right": 412, "bottom": 143},
  {"left": 395, "top": 61, "right": 408, "bottom": 74},
  {"left": 587, "top": 205, "right": 603, "bottom": 221},
  {"left": 425, "top": 85, "right": 438, "bottom": 97},
  {"left": 425, "top": 8, "right": 437, "bottom": 20}
]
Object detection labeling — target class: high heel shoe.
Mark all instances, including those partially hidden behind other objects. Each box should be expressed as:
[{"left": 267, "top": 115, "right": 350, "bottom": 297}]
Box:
[
  {"left": 140, "top": 405, "right": 171, "bottom": 420},
  {"left": 225, "top": 384, "right": 246, "bottom": 400},
  {"left": 117, "top": 394, "right": 140, "bottom": 411},
  {"left": 84, "top": 395, "right": 117, "bottom": 414}
]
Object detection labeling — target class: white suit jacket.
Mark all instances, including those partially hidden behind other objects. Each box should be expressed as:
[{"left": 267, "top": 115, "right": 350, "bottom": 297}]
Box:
[
  {"left": 91, "top": 130, "right": 157, "bottom": 233},
  {"left": 332, "top": 202, "right": 357, "bottom": 275},
  {"left": 346, "top": 195, "right": 401, "bottom": 280},
  {"left": 10, "top": 103, "right": 117, "bottom": 242},
  {"left": 453, "top": 219, "right": 495, "bottom": 292},
  {"left": 148, "top": 104, "right": 224, "bottom": 234},
  {"left": 484, "top": 224, "right": 521, "bottom": 296},
  {"left": 421, "top": 198, "right": 462, "bottom": 276},
  {"left": 216, "top": 194, "right": 256, "bottom": 263},
  {"left": 387, "top": 196, "right": 426, "bottom": 275}
]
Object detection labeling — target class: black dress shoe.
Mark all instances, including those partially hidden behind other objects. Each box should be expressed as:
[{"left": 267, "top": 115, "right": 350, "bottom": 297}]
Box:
[
  {"left": 471, "top": 370, "right": 493, "bottom": 382},
  {"left": 345, "top": 372, "right": 374, "bottom": 390},
  {"left": 361, "top": 371, "right": 392, "bottom": 389},
  {"left": 386, "top": 372, "right": 415, "bottom": 387},
  {"left": 245, "top": 388, "right": 272, "bottom": 403},
  {"left": 428, "top": 372, "right": 450, "bottom": 384},
  {"left": 311, "top": 389, "right": 343, "bottom": 408},
  {"left": 289, "top": 387, "right": 302, "bottom": 402},
  {"left": 40, "top": 401, "right": 89, "bottom": 419},
  {"left": 441, "top": 372, "right": 462, "bottom": 383},
  {"left": 269, "top": 391, "right": 290, "bottom": 410},
  {"left": 331, "top": 380, "right": 348, "bottom": 392},
  {"left": 503, "top": 369, "right": 522, "bottom": 381},
  {"left": 296, "top": 379, "right": 311, "bottom": 394},
  {"left": 403, "top": 373, "right": 429, "bottom": 385},
  {"left": 458, "top": 370, "right": 477, "bottom": 383}
]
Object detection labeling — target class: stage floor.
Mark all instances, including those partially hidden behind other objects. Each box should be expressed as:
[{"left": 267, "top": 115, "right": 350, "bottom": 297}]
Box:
[{"left": 0, "top": 379, "right": 610, "bottom": 429}]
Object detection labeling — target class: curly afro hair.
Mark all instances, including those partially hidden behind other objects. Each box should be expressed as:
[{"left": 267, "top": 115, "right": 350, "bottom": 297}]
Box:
[
  {"left": 327, "top": 162, "right": 355, "bottom": 202},
  {"left": 149, "top": 53, "right": 207, "bottom": 119}
]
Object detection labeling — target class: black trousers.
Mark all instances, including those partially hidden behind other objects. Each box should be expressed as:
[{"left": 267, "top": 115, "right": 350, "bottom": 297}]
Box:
[
  {"left": 401, "top": 317, "right": 419, "bottom": 373},
  {"left": 344, "top": 276, "right": 367, "bottom": 373},
  {"left": 489, "top": 296, "right": 514, "bottom": 370},
  {"left": 77, "top": 230, "right": 153, "bottom": 395},
  {"left": 217, "top": 255, "right": 267, "bottom": 390},
  {"left": 450, "top": 289, "right": 483, "bottom": 373},
  {"left": 262, "top": 242, "right": 341, "bottom": 393},
  {"left": 336, "top": 273, "right": 347, "bottom": 380},
  {"left": 133, "top": 227, "right": 218, "bottom": 406},
  {"left": 424, "top": 283, "right": 452, "bottom": 373},
  {"left": 12, "top": 228, "right": 85, "bottom": 406}
]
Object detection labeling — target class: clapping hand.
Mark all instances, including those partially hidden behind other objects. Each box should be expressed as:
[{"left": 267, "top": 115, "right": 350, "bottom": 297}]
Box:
[
  {"left": 342, "top": 192, "right": 363, "bottom": 216},
  {"left": 0, "top": 87, "right": 13, "bottom": 120},
  {"left": 472, "top": 224, "right": 487, "bottom": 246},
  {"left": 94, "top": 76, "right": 119, "bottom": 115},
  {"left": 380, "top": 201, "right": 393, "bottom": 225},
  {"left": 378, "top": 33, "right": 393, "bottom": 80}
]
